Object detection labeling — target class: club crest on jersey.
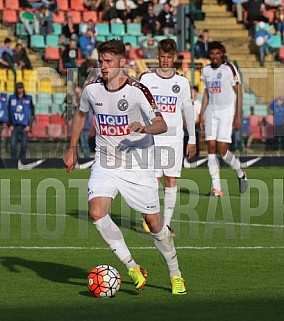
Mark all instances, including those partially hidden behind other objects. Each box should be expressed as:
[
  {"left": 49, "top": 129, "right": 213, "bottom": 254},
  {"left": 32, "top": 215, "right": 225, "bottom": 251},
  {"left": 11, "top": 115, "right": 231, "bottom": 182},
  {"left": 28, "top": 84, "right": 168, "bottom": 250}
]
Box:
[
  {"left": 98, "top": 114, "right": 130, "bottom": 136},
  {"left": 207, "top": 81, "right": 221, "bottom": 93},
  {"left": 117, "top": 99, "right": 128, "bottom": 111},
  {"left": 153, "top": 95, "right": 177, "bottom": 113},
  {"left": 172, "top": 84, "right": 180, "bottom": 93},
  {"left": 217, "top": 72, "right": 222, "bottom": 79}
]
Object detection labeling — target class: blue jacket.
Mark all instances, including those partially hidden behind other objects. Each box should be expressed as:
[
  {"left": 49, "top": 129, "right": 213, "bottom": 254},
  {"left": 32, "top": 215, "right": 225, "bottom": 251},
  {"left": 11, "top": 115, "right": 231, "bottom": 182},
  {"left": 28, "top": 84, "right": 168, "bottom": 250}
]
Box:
[
  {"left": 8, "top": 94, "right": 34, "bottom": 126},
  {"left": 0, "top": 93, "right": 8, "bottom": 122}
]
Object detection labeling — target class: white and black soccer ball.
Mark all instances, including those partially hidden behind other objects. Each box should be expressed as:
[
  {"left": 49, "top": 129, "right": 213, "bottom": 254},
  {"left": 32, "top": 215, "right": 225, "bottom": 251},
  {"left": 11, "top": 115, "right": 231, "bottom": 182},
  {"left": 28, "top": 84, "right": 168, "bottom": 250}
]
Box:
[{"left": 87, "top": 265, "right": 121, "bottom": 298}]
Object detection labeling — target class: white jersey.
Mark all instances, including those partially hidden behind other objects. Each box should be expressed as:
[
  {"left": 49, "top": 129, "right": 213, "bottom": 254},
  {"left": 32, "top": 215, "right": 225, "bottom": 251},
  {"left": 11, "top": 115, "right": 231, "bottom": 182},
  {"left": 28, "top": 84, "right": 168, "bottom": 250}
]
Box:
[
  {"left": 202, "top": 61, "right": 240, "bottom": 113},
  {"left": 140, "top": 70, "right": 193, "bottom": 144},
  {"left": 79, "top": 76, "right": 161, "bottom": 170}
]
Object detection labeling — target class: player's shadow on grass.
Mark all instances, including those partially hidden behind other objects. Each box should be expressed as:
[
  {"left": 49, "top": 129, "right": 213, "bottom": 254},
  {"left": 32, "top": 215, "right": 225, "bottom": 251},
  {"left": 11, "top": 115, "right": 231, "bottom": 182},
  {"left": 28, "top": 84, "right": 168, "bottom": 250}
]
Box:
[{"left": 1, "top": 256, "right": 87, "bottom": 287}]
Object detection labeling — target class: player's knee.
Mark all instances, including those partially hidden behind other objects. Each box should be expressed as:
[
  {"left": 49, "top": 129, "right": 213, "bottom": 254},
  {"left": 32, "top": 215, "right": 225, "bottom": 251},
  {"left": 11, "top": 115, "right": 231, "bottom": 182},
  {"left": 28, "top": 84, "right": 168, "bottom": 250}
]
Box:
[
  {"left": 144, "top": 214, "right": 163, "bottom": 233},
  {"left": 89, "top": 209, "right": 105, "bottom": 221}
]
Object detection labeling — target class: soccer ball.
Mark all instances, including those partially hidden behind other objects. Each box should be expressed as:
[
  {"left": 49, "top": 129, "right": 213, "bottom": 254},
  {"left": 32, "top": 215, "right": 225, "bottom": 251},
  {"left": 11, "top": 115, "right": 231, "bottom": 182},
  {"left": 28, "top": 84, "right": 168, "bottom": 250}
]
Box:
[{"left": 87, "top": 265, "right": 121, "bottom": 298}]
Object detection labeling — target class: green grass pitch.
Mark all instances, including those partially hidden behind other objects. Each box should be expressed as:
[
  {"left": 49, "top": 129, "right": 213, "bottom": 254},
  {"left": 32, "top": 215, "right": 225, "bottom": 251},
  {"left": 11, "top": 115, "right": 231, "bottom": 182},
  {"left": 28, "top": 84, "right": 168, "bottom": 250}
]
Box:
[{"left": 0, "top": 167, "right": 283, "bottom": 321}]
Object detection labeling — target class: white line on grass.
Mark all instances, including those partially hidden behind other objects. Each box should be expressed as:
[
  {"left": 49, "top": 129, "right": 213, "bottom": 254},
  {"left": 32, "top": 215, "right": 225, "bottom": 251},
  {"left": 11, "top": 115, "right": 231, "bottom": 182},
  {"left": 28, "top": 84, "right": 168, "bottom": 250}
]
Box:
[
  {"left": 1, "top": 211, "right": 283, "bottom": 229},
  {"left": 0, "top": 246, "right": 284, "bottom": 250}
]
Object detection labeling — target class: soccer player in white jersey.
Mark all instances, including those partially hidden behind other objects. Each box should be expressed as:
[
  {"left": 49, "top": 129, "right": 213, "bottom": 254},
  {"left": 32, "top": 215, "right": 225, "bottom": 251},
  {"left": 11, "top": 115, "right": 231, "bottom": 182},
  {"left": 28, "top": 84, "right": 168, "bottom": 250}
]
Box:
[
  {"left": 63, "top": 40, "right": 186, "bottom": 295},
  {"left": 140, "top": 39, "right": 196, "bottom": 229},
  {"left": 200, "top": 41, "right": 248, "bottom": 197}
]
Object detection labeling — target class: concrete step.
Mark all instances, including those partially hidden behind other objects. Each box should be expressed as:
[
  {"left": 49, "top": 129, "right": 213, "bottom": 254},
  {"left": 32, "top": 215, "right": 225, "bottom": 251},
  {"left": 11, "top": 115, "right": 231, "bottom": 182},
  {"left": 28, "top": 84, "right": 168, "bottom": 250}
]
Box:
[{"left": 209, "top": 29, "right": 248, "bottom": 38}]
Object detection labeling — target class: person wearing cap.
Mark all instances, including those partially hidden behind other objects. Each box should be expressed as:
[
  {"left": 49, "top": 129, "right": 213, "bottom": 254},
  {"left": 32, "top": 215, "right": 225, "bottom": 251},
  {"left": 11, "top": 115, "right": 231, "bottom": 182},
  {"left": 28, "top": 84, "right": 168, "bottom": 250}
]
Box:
[
  {"left": 8, "top": 82, "right": 35, "bottom": 161},
  {"left": 0, "top": 91, "right": 8, "bottom": 152},
  {"left": 255, "top": 21, "right": 272, "bottom": 66}
]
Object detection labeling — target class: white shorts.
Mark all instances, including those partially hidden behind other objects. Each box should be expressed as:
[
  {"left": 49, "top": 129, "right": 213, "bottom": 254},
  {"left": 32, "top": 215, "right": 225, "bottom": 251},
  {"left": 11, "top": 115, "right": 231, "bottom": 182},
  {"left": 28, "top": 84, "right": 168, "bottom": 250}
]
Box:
[
  {"left": 88, "top": 165, "right": 160, "bottom": 214},
  {"left": 205, "top": 108, "right": 234, "bottom": 143},
  {"left": 154, "top": 142, "right": 183, "bottom": 178}
]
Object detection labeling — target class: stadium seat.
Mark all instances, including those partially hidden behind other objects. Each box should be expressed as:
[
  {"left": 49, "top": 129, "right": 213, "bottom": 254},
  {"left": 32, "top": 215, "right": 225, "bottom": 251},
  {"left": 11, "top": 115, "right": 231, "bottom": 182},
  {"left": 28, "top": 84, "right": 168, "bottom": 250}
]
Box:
[
  {"left": 46, "top": 35, "right": 60, "bottom": 47},
  {"left": 50, "top": 103, "right": 63, "bottom": 114},
  {"left": 243, "top": 93, "right": 256, "bottom": 107},
  {"left": 31, "top": 123, "right": 49, "bottom": 138},
  {"left": 111, "top": 23, "right": 126, "bottom": 36},
  {"left": 50, "top": 114, "right": 65, "bottom": 126},
  {"left": 35, "top": 114, "right": 50, "bottom": 125},
  {"left": 0, "top": 70, "right": 7, "bottom": 81},
  {"left": 35, "top": 104, "right": 51, "bottom": 114},
  {"left": 57, "top": 0, "right": 69, "bottom": 11},
  {"left": 45, "top": 47, "right": 60, "bottom": 61},
  {"left": 279, "top": 47, "right": 284, "bottom": 61},
  {"left": 2, "top": 9, "right": 19, "bottom": 24},
  {"left": 249, "top": 115, "right": 263, "bottom": 139},
  {"left": 122, "top": 35, "right": 137, "bottom": 47},
  {"left": 255, "top": 22, "right": 269, "bottom": 32},
  {"left": 0, "top": 0, "right": 3, "bottom": 10},
  {"left": 6, "top": 80, "right": 14, "bottom": 92},
  {"left": 52, "top": 11, "right": 65, "bottom": 24},
  {"left": 269, "top": 35, "right": 282, "bottom": 49},
  {"left": 96, "top": 35, "right": 106, "bottom": 42},
  {"left": 47, "top": 124, "right": 65, "bottom": 138},
  {"left": 30, "top": 35, "right": 46, "bottom": 49},
  {"left": 96, "top": 23, "right": 110, "bottom": 36},
  {"left": 126, "top": 23, "right": 142, "bottom": 36},
  {"left": 8, "top": 0, "right": 20, "bottom": 10},
  {"left": 37, "top": 93, "right": 53, "bottom": 105},
  {"left": 68, "top": 11, "right": 81, "bottom": 24},
  {"left": 52, "top": 23, "right": 62, "bottom": 36},
  {"left": 23, "top": 70, "right": 33, "bottom": 81},
  {"left": 254, "top": 104, "right": 268, "bottom": 116},
  {"left": 53, "top": 92, "right": 66, "bottom": 104},
  {"left": 16, "top": 23, "right": 28, "bottom": 36},
  {"left": 70, "top": 0, "right": 86, "bottom": 11},
  {"left": 83, "top": 11, "right": 99, "bottom": 23}
]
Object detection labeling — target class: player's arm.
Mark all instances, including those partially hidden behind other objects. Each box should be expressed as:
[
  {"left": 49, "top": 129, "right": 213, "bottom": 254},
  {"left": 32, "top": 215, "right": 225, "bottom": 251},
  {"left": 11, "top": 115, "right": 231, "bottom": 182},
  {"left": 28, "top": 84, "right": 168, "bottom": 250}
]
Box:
[
  {"left": 233, "top": 83, "right": 243, "bottom": 130},
  {"left": 199, "top": 89, "right": 209, "bottom": 131},
  {"left": 129, "top": 113, "right": 167, "bottom": 135},
  {"left": 63, "top": 109, "right": 86, "bottom": 172}
]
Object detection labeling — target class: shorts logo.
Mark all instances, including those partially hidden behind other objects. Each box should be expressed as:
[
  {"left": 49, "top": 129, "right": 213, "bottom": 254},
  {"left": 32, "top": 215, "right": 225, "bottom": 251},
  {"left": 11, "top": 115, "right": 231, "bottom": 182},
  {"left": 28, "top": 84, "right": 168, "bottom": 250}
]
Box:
[
  {"left": 153, "top": 95, "right": 177, "bottom": 113},
  {"left": 98, "top": 114, "right": 130, "bottom": 136},
  {"left": 207, "top": 80, "right": 221, "bottom": 93},
  {"left": 117, "top": 99, "right": 128, "bottom": 111},
  {"left": 172, "top": 84, "right": 180, "bottom": 93}
]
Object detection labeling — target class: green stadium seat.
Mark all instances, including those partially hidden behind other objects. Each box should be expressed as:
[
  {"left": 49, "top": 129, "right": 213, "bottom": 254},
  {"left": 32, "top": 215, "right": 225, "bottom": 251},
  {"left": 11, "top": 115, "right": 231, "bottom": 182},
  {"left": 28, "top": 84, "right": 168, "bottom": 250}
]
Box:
[
  {"left": 255, "top": 22, "right": 269, "bottom": 32},
  {"left": 35, "top": 104, "right": 51, "bottom": 115},
  {"left": 16, "top": 23, "right": 28, "bottom": 36},
  {"left": 127, "top": 23, "right": 142, "bottom": 36},
  {"left": 96, "top": 35, "right": 106, "bottom": 42},
  {"left": 122, "top": 35, "right": 137, "bottom": 48},
  {"left": 52, "top": 23, "right": 62, "bottom": 36},
  {"left": 243, "top": 93, "right": 256, "bottom": 106},
  {"left": 30, "top": 35, "right": 46, "bottom": 49},
  {"left": 110, "top": 23, "right": 126, "bottom": 36},
  {"left": 37, "top": 93, "right": 53, "bottom": 106},
  {"left": 46, "top": 35, "right": 60, "bottom": 47},
  {"left": 96, "top": 23, "right": 110, "bottom": 36},
  {"left": 53, "top": 92, "right": 66, "bottom": 105},
  {"left": 254, "top": 104, "right": 268, "bottom": 116},
  {"left": 269, "top": 35, "right": 282, "bottom": 49}
]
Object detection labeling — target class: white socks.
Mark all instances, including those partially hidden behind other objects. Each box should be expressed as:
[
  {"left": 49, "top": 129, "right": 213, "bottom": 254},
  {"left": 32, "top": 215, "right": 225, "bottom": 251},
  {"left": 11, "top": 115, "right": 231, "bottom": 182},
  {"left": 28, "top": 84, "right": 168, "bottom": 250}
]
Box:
[
  {"left": 163, "top": 186, "right": 177, "bottom": 227},
  {"left": 151, "top": 225, "right": 181, "bottom": 278},
  {"left": 222, "top": 150, "right": 244, "bottom": 178},
  {"left": 93, "top": 214, "right": 137, "bottom": 269},
  {"left": 208, "top": 154, "right": 221, "bottom": 191}
]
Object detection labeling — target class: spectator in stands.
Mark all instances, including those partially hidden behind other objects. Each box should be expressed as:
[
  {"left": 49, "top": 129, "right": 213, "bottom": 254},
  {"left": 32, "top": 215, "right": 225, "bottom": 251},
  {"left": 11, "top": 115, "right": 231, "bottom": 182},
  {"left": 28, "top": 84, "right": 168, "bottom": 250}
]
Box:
[
  {"left": 241, "top": 117, "right": 254, "bottom": 152},
  {"left": 269, "top": 95, "right": 284, "bottom": 149},
  {"left": 102, "top": 0, "right": 118, "bottom": 23},
  {"left": 20, "top": 4, "right": 40, "bottom": 36},
  {"left": 27, "top": 0, "right": 57, "bottom": 10},
  {"left": 79, "top": 27, "right": 97, "bottom": 59},
  {"left": 134, "top": 0, "right": 149, "bottom": 19},
  {"left": 242, "top": 0, "right": 269, "bottom": 31},
  {"left": 0, "top": 38, "right": 17, "bottom": 83},
  {"left": 152, "top": 0, "right": 163, "bottom": 16},
  {"left": 141, "top": 3, "right": 161, "bottom": 36},
  {"left": 82, "top": 19, "right": 99, "bottom": 36},
  {"left": 157, "top": 2, "right": 176, "bottom": 35},
  {"left": 62, "top": 38, "right": 79, "bottom": 69},
  {"left": 0, "top": 92, "right": 8, "bottom": 151},
  {"left": 8, "top": 82, "right": 35, "bottom": 161},
  {"left": 59, "top": 13, "right": 80, "bottom": 46},
  {"left": 115, "top": 0, "right": 137, "bottom": 23},
  {"left": 275, "top": 6, "right": 284, "bottom": 44},
  {"left": 140, "top": 37, "right": 158, "bottom": 59},
  {"left": 194, "top": 34, "right": 208, "bottom": 59},
  {"left": 13, "top": 42, "right": 33, "bottom": 70},
  {"left": 264, "top": 0, "right": 282, "bottom": 10},
  {"left": 233, "top": 0, "right": 246, "bottom": 23},
  {"left": 255, "top": 21, "right": 272, "bottom": 66},
  {"left": 202, "top": 29, "right": 211, "bottom": 54},
  {"left": 36, "top": 5, "right": 54, "bottom": 36}
]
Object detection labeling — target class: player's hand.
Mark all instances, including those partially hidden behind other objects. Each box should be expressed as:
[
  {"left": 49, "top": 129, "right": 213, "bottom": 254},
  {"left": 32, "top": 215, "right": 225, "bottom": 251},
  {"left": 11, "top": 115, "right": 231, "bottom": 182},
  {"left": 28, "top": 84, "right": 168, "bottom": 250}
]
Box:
[
  {"left": 233, "top": 116, "right": 240, "bottom": 131},
  {"left": 128, "top": 121, "right": 146, "bottom": 133},
  {"left": 199, "top": 115, "right": 205, "bottom": 131},
  {"left": 63, "top": 148, "right": 77, "bottom": 172},
  {"left": 186, "top": 144, "right": 196, "bottom": 159}
]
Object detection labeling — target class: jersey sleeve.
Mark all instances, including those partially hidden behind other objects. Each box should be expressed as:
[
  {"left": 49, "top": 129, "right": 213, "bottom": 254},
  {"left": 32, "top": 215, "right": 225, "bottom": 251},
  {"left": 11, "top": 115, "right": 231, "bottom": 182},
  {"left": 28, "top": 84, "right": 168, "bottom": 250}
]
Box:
[{"left": 79, "top": 86, "right": 92, "bottom": 113}]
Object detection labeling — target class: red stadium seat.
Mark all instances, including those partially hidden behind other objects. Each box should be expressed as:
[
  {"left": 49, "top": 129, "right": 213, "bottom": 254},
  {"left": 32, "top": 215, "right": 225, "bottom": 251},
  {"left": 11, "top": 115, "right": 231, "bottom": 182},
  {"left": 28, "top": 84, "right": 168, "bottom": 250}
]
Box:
[
  {"left": 8, "top": 0, "right": 20, "bottom": 10},
  {"left": 57, "top": 0, "right": 69, "bottom": 11},
  {"left": 82, "top": 11, "right": 99, "bottom": 23},
  {"left": 30, "top": 123, "right": 49, "bottom": 138},
  {"left": 50, "top": 114, "right": 64, "bottom": 125},
  {"left": 67, "top": 11, "right": 81, "bottom": 24},
  {"left": 0, "top": 0, "right": 4, "bottom": 10},
  {"left": 35, "top": 114, "right": 50, "bottom": 125},
  {"left": 279, "top": 47, "right": 284, "bottom": 61},
  {"left": 52, "top": 11, "right": 65, "bottom": 24},
  {"left": 2, "top": 10, "right": 19, "bottom": 24},
  {"left": 45, "top": 47, "right": 60, "bottom": 61},
  {"left": 70, "top": 0, "right": 85, "bottom": 11}
]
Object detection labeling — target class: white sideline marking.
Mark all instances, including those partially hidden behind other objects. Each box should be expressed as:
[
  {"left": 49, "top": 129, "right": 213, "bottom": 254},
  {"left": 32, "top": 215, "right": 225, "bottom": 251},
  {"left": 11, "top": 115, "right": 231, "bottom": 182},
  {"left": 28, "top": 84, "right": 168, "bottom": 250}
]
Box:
[
  {"left": 0, "top": 212, "right": 283, "bottom": 229},
  {"left": 0, "top": 246, "right": 284, "bottom": 250}
]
